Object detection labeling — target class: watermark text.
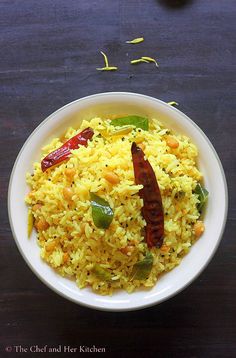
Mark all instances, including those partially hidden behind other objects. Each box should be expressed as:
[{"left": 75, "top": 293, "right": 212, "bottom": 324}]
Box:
[{"left": 5, "top": 345, "right": 106, "bottom": 354}]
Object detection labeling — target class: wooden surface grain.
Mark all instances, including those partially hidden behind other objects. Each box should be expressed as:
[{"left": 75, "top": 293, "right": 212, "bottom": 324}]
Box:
[{"left": 0, "top": 0, "right": 235, "bottom": 357}]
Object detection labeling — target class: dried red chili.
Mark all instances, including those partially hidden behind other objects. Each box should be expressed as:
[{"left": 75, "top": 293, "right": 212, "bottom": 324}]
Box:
[
  {"left": 41, "top": 127, "right": 94, "bottom": 172},
  {"left": 131, "top": 142, "right": 164, "bottom": 248}
]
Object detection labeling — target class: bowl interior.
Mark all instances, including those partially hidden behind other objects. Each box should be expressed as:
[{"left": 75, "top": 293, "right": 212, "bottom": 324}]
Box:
[{"left": 8, "top": 92, "right": 228, "bottom": 311}]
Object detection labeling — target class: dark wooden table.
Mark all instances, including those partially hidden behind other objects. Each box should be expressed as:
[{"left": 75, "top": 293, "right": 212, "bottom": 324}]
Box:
[{"left": 1, "top": 1, "right": 235, "bottom": 357}]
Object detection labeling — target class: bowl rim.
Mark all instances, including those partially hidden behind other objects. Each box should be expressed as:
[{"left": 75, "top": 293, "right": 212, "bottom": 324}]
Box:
[{"left": 8, "top": 91, "right": 228, "bottom": 311}]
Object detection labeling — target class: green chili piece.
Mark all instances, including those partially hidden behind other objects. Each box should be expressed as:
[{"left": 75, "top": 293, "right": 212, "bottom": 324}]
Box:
[
  {"left": 90, "top": 192, "right": 114, "bottom": 229},
  {"left": 91, "top": 264, "right": 112, "bottom": 281},
  {"left": 111, "top": 115, "right": 149, "bottom": 131},
  {"left": 194, "top": 183, "right": 209, "bottom": 211},
  {"left": 131, "top": 252, "right": 153, "bottom": 280},
  {"left": 27, "top": 209, "right": 34, "bottom": 238}
]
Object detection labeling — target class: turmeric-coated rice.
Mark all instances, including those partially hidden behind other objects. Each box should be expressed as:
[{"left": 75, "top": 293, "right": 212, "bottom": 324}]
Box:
[{"left": 25, "top": 116, "right": 204, "bottom": 295}]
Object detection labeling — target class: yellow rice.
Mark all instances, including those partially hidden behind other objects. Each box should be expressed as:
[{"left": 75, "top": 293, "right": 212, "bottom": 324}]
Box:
[{"left": 25, "top": 117, "right": 202, "bottom": 295}]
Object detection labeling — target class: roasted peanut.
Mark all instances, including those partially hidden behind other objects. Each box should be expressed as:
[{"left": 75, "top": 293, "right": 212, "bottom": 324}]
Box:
[
  {"left": 65, "top": 168, "right": 76, "bottom": 180},
  {"left": 63, "top": 253, "right": 69, "bottom": 263},
  {"left": 45, "top": 240, "right": 57, "bottom": 252},
  {"left": 139, "top": 143, "right": 146, "bottom": 151},
  {"left": 104, "top": 171, "right": 120, "bottom": 185},
  {"left": 63, "top": 187, "right": 73, "bottom": 201},
  {"left": 166, "top": 136, "right": 179, "bottom": 149},
  {"left": 160, "top": 244, "right": 170, "bottom": 252},
  {"left": 35, "top": 218, "right": 49, "bottom": 231},
  {"left": 32, "top": 204, "right": 42, "bottom": 211},
  {"left": 194, "top": 221, "right": 205, "bottom": 237},
  {"left": 28, "top": 190, "right": 35, "bottom": 198},
  {"left": 38, "top": 236, "right": 46, "bottom": 242},
  {"left": 60, "top": 136, "right": 67, "bottom": 143},
  {"left": 120, "top": 245, "right": 135, "bottom": 256}
]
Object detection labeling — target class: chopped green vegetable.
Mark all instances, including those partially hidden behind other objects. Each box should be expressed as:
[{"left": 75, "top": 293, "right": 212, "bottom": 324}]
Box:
[
  {"left": 126, "top": 37, "right": 144, "bottom": 44},
  {"left": 130, "top": 59, "right": 149, "bottom": 64},
  {"left": 111, "top": 115, "right": 149, "bottom": 131},
  {"left": 100, "top": 51, "right": 109, "bottom": 67},
  {"left": 131, "top": 252, "right": 153, "bottom": 280},
  {"left": 194, "top": 183, "right": 209, "bottom": 211},
  {"left": 141, "top": 56, "right": 159, "bottom": 67},
  {"left": 96, "top": 51, "right": 118, "bottom": 71},
  {"left": 27, "top": 209, "right": 34, "bottom": 238},
  {"left": 130, "top": 57, "right": 159, "bottom": 67},
  {"left": 168, "top": 101, "right": 179, "bottom": 107},
  {"left": 96, "top": 67, "right": 118, "bottom": 71},
  {"left": 90, "top": 192, "right": 114, "bottom": 229},
  {"left": 91, "top": 264, "right": 112, "bottom": 281}
]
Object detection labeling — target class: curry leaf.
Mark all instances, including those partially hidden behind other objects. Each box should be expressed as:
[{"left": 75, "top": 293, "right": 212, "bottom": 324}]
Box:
[
  {"left": 111, "top": 115, "right": 149, "bottom": 131},
  {"left": 131, "top": 252, "right": 153, "bottom": 280},
  {"left": 194, "top": 183, "right": 209, "bottom": 211},
  {"left": 91, "top": 264, "right": 112, "bottom": 281},
  {"left": 90, "top": 192, "right": 114, "bottom": 229}
]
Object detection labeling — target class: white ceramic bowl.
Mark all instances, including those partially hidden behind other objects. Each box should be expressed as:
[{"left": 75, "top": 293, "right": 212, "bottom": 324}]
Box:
[{"left": 8, "top": 92, "right": 228, "bottom": 311}]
